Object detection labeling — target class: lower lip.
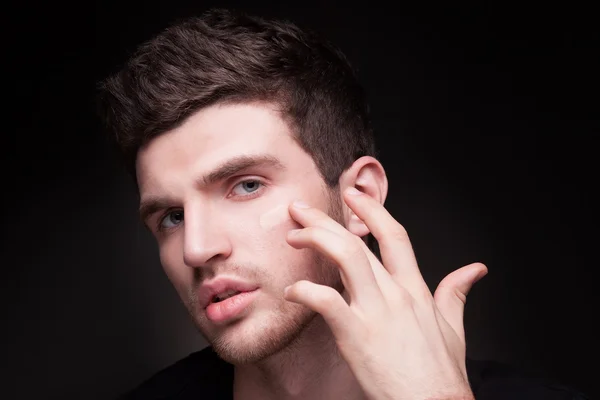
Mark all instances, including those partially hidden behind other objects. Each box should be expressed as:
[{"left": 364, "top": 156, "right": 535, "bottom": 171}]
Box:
[{"left": 206, "top": 289, "right": 259, "bottom": 323}]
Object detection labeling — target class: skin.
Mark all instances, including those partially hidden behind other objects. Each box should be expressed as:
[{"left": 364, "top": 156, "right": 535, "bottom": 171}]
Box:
[
  {"left": 136, "top": 101, "right": 382, "bottom": 399},
  {"left": 136, "top": 101, "right": 487, "bottom": 399}
]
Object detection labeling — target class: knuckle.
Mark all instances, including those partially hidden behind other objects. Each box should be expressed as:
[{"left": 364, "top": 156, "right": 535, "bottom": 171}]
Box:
[
  {"left": 414, "top": 282, "right": 434, "bottom": 302},
  {"left": 389, "top": 224, "right": 409, "bottom": 242},
  {"left": 320, "top": 286, "right": 341, "bottom": 306},
  {"left": 389, "top": 285, "right": 414, "bottom": 308},
  {"left": 304, "top": 227, "right": 327, "bottom": 244},
  {"left": 303, "top": 226, "right": 319, "bottom": 239},
  {"left": 314, "top": 213, "right": 333, "bottom": 227},
  {"left": 343, "top": 236, "right": 366, "bottom": 263},
  {"left": 333, "top": 234, "right": 358, "bottom": 256}
]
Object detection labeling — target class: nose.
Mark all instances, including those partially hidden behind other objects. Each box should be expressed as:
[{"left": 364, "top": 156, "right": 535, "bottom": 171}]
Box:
[{"left": 183, "top": 207, "right": 232, "bottom": 267}]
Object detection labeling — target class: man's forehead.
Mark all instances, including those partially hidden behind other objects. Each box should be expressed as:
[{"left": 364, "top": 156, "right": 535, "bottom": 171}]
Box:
[
  {"left": 135, "top": 103, "right": 297, "bottom": 180},
  {"left": 141, "top": 102, "right": 292, "bottom": 157}
]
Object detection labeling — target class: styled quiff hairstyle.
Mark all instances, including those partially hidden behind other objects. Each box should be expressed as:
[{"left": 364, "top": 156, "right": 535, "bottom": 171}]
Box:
[
  {"left": 97, "top": 8, "right": 377, "bottom": 188},
  {"left": 97, "top": 8, "right": 380, "bottom": 255}
]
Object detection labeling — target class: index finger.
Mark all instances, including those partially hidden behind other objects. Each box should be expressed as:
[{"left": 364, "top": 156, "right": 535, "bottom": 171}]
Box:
[{"left": 343, "top": 188, "right": 423, "bottom": 282}]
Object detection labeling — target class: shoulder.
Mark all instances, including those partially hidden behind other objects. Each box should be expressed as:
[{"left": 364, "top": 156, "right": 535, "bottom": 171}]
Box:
[
  {"left": 117, "top": 346, "right": 233, "bottom": 400},
  {"left": 467, "top": 358, "right": 590, "bottom": 400}
]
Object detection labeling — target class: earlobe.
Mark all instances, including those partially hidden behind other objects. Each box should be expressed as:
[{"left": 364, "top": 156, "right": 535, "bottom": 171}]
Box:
[{"left": 347, "top": 213, "right": 371, "bottom": 237}]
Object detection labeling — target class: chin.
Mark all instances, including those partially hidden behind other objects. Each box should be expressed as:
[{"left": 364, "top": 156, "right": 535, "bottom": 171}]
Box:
[{"left": 207, "top": 301, "right": 317, "bottom": 365}]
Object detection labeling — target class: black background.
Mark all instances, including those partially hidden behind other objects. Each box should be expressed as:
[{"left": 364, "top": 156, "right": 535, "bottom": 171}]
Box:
[{"left": 4, "top": 1, "right": 598, "bottom": 399}]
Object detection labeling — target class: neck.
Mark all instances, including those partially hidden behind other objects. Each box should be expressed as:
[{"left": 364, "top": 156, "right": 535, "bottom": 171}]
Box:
[{"left": 233, "top": 313, "right": 366, "bottom": 400}]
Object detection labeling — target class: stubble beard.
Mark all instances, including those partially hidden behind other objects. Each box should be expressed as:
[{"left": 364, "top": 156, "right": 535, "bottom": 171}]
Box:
[
  {"left": 214, "top": 253, "right": 342, "bottom": 365},
  {"left": 196, "top": 187, "right": 347, "bottom": 365}
]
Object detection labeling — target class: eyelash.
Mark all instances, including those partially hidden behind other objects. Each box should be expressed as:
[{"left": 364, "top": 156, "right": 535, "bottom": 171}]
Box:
[
  {"left": 227, "top": 178, "right": 266, "bottom": 200},
  {"left": 155, "top": 178, "right": 267, "bottom": 233}
]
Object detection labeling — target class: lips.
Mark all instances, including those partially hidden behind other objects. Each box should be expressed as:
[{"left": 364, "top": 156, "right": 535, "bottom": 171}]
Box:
[
  {"left": 205, "top": 289, "right": 259, "bottom": 323},
  {"left": 213, "top": 290, "right": 241, "bottom": 303},
  {"left": 199, "top": 278, "right": 259, "bottom": 310}
]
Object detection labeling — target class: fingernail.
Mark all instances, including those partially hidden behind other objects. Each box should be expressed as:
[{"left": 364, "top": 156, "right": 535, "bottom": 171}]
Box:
[
  {"left": 346, "top": 187, "right": 362, "bottom": 196},
  {"left": 293, "top": 200, "right": 310, "bottom": 208},
  {"left": 475, "top": 268, "right": 489, "bottom": 283}
]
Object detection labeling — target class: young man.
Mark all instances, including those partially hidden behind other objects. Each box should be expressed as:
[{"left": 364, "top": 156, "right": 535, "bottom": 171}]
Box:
[{"left": 98, "top": 8, "right": 588, "bottom": 400}]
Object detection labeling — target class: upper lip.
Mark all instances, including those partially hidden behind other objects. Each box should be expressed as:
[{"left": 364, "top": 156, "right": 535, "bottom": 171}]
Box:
[{"left": 199, "top": 278, "right": 259, "bottom": 309}]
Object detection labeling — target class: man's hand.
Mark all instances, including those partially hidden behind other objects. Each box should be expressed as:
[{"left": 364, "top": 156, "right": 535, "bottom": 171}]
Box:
[{"left": 284, "top": 187, "right": 487, "bottom": 400}]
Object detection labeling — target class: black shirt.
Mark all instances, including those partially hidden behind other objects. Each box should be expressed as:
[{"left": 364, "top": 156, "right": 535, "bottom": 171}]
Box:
[{"left": 119, "top": 346, "right": 589, "bottom": 399}]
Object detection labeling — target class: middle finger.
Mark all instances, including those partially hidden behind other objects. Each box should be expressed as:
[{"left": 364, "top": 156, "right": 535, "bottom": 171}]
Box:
[{"left": 287, "top": 201, "right": 385, "bottom": 309}]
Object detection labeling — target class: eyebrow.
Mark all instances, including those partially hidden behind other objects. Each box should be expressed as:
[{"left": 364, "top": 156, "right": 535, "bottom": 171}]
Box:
[{"left": 138, "top": 154, "right": 285, "bottom": 226}]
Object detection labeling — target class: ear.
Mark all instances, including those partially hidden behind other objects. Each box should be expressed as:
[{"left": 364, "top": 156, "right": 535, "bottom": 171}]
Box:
[{"left": 338, "top": 156, "right": 388, "bottom": 237}]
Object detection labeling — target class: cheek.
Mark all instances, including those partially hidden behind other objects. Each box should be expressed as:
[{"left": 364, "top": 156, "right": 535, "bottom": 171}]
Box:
[
  {"left": 259, "top": 204, "right": 290, "bottom": 231},
  {"left": 257, "top": 205, "right": 302, "bottom": 250},
  {"left": 257, "top": 205, "right": 321, "bottom": 269},
  {"left": 230, "top": 204, "right": 298, "bottom": 247}
]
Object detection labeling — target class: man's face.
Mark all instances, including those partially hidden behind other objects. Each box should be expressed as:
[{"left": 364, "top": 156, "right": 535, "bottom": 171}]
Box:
[{"left": 136, "top": 102, "right": 344, "bottom": 365}]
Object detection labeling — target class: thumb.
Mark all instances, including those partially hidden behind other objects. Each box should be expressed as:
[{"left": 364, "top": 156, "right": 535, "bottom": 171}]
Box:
[{"left": 434, "top": 262, "right": 488, "bottom": 340}]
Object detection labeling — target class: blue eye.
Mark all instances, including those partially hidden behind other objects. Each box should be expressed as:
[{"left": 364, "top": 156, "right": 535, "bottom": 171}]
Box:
[
  {"left": 160, "top": 210, "right": 184, "bottom": 229},
  {"left": 231, "top": 180, "right": 263, "bottom": 196}
]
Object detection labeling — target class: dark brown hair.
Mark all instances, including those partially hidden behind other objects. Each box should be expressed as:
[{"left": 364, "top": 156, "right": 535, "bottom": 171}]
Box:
[
  {"left": 97, "top": 8, "right": 380, "bottom": 255},
  {"left": 97, "top": 8, "right": 376, "bottom": 187}
]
